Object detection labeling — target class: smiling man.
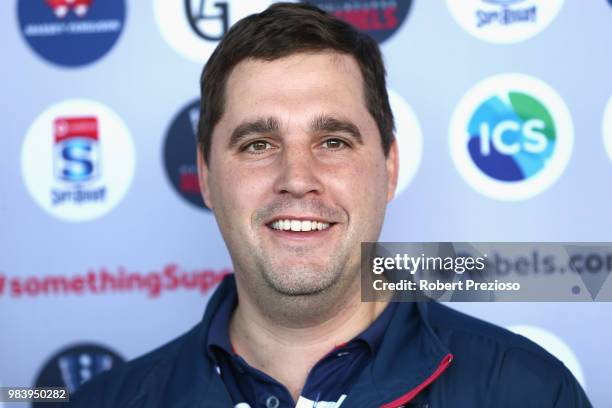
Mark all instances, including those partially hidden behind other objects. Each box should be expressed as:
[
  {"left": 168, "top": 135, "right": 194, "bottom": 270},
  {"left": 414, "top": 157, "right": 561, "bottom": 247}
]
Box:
[
  {"left": 197, "top": 46, "right": 397, "bottom": 408},
  {"left": 70, "top": 3, "right": 591, "bottom": 408}
]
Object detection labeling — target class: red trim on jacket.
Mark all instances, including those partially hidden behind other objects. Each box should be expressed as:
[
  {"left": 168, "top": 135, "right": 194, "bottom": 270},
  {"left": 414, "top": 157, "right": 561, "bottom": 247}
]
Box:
[{"left": 380, "top": 353, "right": 454, "bottom": 408}]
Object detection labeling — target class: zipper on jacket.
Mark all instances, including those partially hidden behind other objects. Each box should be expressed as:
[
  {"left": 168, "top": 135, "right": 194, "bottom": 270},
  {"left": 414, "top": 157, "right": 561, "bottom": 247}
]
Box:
[{"left": 380, "top": 353, "right": 453, "bottom": 408}]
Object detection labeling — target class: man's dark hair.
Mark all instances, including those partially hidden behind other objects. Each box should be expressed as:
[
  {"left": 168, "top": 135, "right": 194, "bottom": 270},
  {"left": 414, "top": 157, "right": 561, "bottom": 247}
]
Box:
[{"left": 198, "top": 2, "right": 395, "bottom": 164}]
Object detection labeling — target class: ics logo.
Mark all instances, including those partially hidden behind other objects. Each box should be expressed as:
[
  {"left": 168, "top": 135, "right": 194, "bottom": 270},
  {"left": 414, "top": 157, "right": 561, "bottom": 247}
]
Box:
[
  {"left": 33, "top": 343, "right": 124, "bottom": 407},
  {"left": 449, "top": 74, "right": 573, "bottom": 200},
  {"left": 154, "top": 0, "right": 281, "bottom": 63},
  {"left": 304, "top": 0, "right": 413, "bottom": 43},
  {"left": 163, "top": 99, "right": 210, "bottom": 210},
  {"left": 446, "top": 0, "right": 564, "bottom": 44},
  {"left": 17, "top": 0, "right": 126, "bottom": 67},
  {"left": 21, "top": 99, "right": 135, "bottom": 222},
  {"left": 603, "top": 96, "right": 612, "bottom": 163}
]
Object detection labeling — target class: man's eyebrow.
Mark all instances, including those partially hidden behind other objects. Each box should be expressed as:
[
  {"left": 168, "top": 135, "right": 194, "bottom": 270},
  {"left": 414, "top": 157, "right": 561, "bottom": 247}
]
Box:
[
  {"left": 228, "top": 117, "right": 280, "bottom": 148},
  {"left": 310, "top": 115, "right": 363, "bottom": 144}
]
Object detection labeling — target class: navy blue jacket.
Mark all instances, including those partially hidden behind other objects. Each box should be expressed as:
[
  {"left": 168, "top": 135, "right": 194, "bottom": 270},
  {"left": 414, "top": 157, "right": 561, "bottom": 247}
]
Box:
[{"left": 70, "top": 275, "right": 592, "bottom": 407}]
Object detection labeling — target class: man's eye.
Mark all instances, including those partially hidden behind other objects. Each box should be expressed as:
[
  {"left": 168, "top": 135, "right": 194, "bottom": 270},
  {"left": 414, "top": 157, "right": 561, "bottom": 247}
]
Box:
[
  {"left": 244, "top": 140, "right": 272, "bottom": 152},
  {"left": 322, "top": 138, "right": 348, "bottom": 150}
]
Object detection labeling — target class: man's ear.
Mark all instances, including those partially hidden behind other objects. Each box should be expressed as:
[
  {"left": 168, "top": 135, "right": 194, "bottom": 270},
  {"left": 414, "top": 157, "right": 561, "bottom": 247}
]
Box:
[
  {"left": 197, "top": 145, "right": 214, "bottom": 210},
  {"left": 386, "top": 137, "right": 399, "bottom": 202}
]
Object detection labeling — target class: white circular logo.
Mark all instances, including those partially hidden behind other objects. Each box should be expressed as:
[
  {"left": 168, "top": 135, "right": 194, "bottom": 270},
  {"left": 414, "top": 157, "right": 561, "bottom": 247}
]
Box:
[
  {"left": 446, "top": 0, "right": 564, "bottom": 44},
  {"left": 507, "top": 325, "right": 586, "bottom": 390},
  {"left": 449, "top": 73, "right": 573, "bottom": 201},
  {"left": 21, "top": 99, "right": 135, "bottom": 222},
  {"left": 603, "top": 96, "right": 612, "bottom": 163},
  {"left": 154, "top": 0, "right": 288, "bottom": 63},
  {"left": 388, "top": 89, "right": 423, "bottom": 197}
]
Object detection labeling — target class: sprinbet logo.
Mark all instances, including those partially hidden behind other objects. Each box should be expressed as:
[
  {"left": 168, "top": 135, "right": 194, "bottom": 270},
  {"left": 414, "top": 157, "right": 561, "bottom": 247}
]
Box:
[
  {"left": 449, "top": 74, "right": 573, "bottom": 200},
  {"left": 305, "top": 0, "right": 413, "bottom": 43},
  {"left": 17, "top": 0, "right": 126, "bottom": 67},
  {"left": 475, "top": 0, "right": 536, "bottom": 28},
  {"left": 154, "top": 0, "right": 280, "bottom": 63},
  {"left": 21, "top": 99, "right": 135, "bottom": 222},
  {"left": 446, "top": 0, "right": 564, "bottom": 44}
]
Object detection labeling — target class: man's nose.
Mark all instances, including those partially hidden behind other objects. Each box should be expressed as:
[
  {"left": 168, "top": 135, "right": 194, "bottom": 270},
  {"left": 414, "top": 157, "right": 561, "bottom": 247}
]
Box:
[{"left": 273, "top": 144, "right": 324, "bottom": 198}]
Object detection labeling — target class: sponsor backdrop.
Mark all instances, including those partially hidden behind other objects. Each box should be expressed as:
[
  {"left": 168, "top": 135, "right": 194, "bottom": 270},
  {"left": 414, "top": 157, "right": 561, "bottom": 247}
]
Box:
[{"left": 1, "top": 0, "right": 611, "bottom": 406}]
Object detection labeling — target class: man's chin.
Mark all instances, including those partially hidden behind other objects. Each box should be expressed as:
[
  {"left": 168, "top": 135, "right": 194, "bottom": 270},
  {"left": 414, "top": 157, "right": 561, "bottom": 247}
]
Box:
[
  {"left": 270, "top": 285, "right": 328, "bottom": 297},
  {"left": 261, "top": 268, "right": 340, "bottom": 297}
]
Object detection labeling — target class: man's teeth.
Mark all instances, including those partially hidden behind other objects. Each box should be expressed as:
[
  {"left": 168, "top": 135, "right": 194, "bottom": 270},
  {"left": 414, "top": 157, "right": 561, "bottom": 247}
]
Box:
[{"left": 270, "top": 220, "right": 331, "bottom": 231}]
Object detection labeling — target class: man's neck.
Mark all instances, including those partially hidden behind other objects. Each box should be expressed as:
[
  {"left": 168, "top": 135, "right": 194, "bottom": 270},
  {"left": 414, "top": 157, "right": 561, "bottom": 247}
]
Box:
[{"left": 229, "top": 284, "right": 389, "bottom": 403}]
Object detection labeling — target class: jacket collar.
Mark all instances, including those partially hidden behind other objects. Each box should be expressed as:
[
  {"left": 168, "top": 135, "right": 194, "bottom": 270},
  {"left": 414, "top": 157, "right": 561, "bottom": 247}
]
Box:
[
  {"left": 151, "top": 275, "right": 237, "bottom": 408},
  {"left": 343, "top": 300, "right": 453, "bottom": 407},
  {"left": 160, "top": 274, "right": 452, "bottom": 408}
]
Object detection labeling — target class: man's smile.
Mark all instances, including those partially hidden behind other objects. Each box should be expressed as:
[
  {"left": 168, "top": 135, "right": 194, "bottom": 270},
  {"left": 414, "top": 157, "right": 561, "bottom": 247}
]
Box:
[
  {"left": 264, "top": 216, "right": 339, "bottom": 242},
  {"left": 269, "top": 219, "right": 332, "bottom": 232}
]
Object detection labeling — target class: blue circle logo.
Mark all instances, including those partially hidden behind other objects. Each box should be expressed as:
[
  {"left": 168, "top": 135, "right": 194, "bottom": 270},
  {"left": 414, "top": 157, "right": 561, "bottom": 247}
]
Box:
[
  {"left": 449, "top": 74, "right": 574, "bottom": 201},
  {"left": 467, "top": 91, "right": 556, "bottom": 182},
  {"left": 18, "top": 0, "right": 126, "bottom": 67},
  {"left": 33, "top": 343, "right": 124, "bottom": 407},
  {"left": 305, "top": 0, "right": 412, "bottom": 43},
  {"left": 163, "top": 99, "right": 210, "bottom": 211}
]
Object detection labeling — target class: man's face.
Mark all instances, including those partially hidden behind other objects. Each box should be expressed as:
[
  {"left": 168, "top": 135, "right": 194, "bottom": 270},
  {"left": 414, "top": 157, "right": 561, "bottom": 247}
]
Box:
[{"left": 199, "top": 51, "right": 398, "bottom": 299}]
